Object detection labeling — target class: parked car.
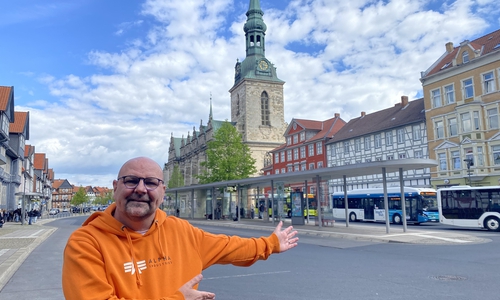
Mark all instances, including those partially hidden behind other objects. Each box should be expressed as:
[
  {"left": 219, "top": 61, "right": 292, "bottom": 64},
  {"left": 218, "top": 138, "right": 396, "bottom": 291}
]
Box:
[{"left": 49, "top": 208, "right": 60, "bottom": 215}]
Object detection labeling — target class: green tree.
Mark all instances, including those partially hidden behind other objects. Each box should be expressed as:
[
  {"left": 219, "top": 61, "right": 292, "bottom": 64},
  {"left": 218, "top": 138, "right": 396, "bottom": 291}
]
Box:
[
  {"left": 196, "top": 121, "right": 256, "bottom": 184},
  {"left": 168, "top": 165, "right": 184, "bottom": 189},
  {"left": 71, "top": 187, "right": 89, "bottom": 212},
  {"left": 94, "top": 191, "right": 113, "bottom": 206}
]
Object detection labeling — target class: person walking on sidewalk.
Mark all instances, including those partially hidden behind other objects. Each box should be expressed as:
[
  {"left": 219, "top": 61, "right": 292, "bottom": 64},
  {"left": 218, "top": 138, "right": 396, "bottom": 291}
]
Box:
[{"left": 62, "top": 157, "right": 298, "bottom": 300}]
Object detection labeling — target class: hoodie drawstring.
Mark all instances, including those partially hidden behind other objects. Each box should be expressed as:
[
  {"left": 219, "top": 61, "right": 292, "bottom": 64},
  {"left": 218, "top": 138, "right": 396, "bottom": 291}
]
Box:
[
  {"left": 121, "top": 225, "right": 143, "bottom": 287},
  {"left": 155, "top": 221, "right": 166, "bottom": 258}
]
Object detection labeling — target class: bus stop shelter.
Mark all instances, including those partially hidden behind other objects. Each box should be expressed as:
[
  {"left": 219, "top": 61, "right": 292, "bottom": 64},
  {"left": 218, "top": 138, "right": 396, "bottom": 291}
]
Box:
[{"left": 165, "top": 158, "right": 438, "bottom": 233}]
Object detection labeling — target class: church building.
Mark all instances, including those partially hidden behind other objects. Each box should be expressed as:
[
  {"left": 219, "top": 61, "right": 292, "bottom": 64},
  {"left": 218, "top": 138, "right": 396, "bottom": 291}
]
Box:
[{"left": 164, "top": 0, "right": 287, "bottom": 186}]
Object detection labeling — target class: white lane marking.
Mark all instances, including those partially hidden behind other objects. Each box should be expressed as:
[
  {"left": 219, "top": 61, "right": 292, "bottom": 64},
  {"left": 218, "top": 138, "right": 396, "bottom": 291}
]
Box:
[
  {"left": 411, "top": 234, "right": 471, "bottom": 243},
  {"left": 204, "top": 271, "right": 291, "bottom": 280},
  {"left": 0, "top": 249, "right": 8, "bottom": 256},
  {"left": 29, "top": 229, "right": 44, "bottom": 237}
]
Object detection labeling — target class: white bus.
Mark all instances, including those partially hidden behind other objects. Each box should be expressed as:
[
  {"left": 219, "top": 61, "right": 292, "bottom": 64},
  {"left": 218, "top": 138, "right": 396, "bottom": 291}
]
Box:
[
  {"left": 332, "top": 187, "right": 438, "bottom": 224},
  {"left": 438, "top": 186, "right": 500, "bottom": 231}
]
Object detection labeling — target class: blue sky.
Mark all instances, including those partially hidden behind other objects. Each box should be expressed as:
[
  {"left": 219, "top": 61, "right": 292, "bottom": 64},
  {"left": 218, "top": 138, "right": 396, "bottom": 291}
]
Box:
[{"left": 1, "top": 0, "right": 499, "bottom": 187}]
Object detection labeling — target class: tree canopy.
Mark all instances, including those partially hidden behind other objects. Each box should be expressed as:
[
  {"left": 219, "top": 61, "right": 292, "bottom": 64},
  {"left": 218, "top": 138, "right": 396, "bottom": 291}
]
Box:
[
  {"left": 196, "top": 121, "right": 256, "bottom": 184},
  {"left": 71, "top": 187, "right": 89, "bottom": 207}
]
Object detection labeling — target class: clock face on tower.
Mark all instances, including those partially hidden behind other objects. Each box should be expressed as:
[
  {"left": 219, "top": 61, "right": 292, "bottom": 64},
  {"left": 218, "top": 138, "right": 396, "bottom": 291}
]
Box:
[{"left": 258, "top": 60, "right": 269, "bottom": 71}]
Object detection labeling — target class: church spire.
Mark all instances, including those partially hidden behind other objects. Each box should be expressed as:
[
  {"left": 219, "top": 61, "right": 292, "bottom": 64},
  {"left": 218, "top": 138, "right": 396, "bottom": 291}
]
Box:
[
  {"left": 244, "top": 0, "right": 267, "bottom": 58},
  {"left": 209, "top": 92, "right": 213, "bottom": 121}
]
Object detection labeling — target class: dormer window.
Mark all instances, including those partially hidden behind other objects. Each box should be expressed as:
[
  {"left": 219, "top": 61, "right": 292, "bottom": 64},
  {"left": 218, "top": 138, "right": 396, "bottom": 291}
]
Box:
[{"left": 462, "top": 51, "right": 469, "bottom": 63}]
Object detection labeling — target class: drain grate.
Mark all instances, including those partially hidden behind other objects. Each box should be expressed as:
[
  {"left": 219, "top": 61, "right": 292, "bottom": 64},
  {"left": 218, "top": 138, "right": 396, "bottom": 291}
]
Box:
[{"left": 430, "top": 275, "right": 467, "bottom": 281}]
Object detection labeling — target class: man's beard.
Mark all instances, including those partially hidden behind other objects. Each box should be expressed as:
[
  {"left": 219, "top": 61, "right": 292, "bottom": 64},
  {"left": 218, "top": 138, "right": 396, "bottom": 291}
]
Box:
[{"left": 125, "top": 196, "right": 154, "bottom": 218}]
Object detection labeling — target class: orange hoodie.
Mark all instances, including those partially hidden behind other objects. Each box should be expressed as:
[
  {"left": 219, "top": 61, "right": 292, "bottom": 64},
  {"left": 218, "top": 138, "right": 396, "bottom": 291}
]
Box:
[{"left": 62, "top": 203, "right": 280, "bottom": 299}]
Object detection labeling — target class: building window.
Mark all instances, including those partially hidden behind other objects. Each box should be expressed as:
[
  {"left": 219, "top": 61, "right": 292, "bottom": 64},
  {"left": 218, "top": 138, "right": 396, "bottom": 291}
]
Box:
[
  {"left": 308, "top": 144, "right": 314, "bottom": 157},
  {"left": 287, "top": 150, "right": 292, "bottom": 161},
  {"left": 309, "top": 163, "right": 315, "bottom": 170},
  {"left": 317, "top": 161, "right": 323, "bottom": 168},
  {"left": 435, "top": 121, "right": 444, "bottom": 138},
  {"left": 375, "top": 157, "right": 382, "bottom": 161},
  {"left": 365, "top": 158, "right": 372, "bottom": 162},
  {"left": 286, "top": 137, "right": 291, "bottom": 145},
  {"left": 477, "top": 146, "right": 484, "bottom": 166},
  {"left": 387, "top": 155, "right": 394, "bottom": 160},
  {"left": 316, "top": 142, "right": 323, "bottom": 155},
  {"left": 301, "top": 163, "right": 306, "bottom": 171},
  {"left": 444, "top": 84, "right": 455, "bottom": 104},
  {"left": 281, "top": 168, "right": 285, "bottom": 174},
  {"left": 355, "top": 138, "right": 361, "bottom": 152},
  {"left": 451, "top": 151, "right": 460, "bottom": 170},
  {"left": 275, "top": 169, "right": 280, "bottom": 174},
  {"left": 261, "top": 91, "right": 270, "bottom": 125},
  {"left": 293, "top": 148, "right": 299, "bottom": 160},
  {"left": 398, "top": 153, "right": 406, "bottom": 159},
  {"left": 344, "top": 141, "right": 350, "bottom": 154},
  {"left": 412, "top": 125, "right": 420, "bottom": 141},
  {"left": 397, "top": 129, "right": 405, "bottom": 143},
  {"left": 483, "top": 71, "right": 496, "bottom": 93},
  {"left": 280, "top": 151, "right": 285, "bottom": 162},
  {"left": 374, "top": 134, "right": 381, "bottom": 148},
  {"left": 461, "top": 112, "right": 471, "bottom": 132},
  {"left": 487, "top": 108, "right": 499, "bottom": 129},
  {"left": 438, "top": 153, "right": 447, "bottom": 170},
  {"left": 300, "top": 146, "right": 306, "bottom": 158},
  {"left": 274, "top": 153, "right": 279, "bottom": 164},
  {"left": 462, "top": 78, "right": 474, "bottom": 99},
  {"left": 493, "top": 145, "right": 500, "bottom": 165},
  {"left": 300, "top": 132, "right": 305, "bottom": 141},
  {"left": 448, "top": 118, "right": 458, "bottom": 136},
  {"left": 464, "top": 148, "right": 473, "bottom": 168},
  {"left": 473, "top": 111, "right": 480, "bottom": 130},
  {"left": 462, "top": 51, "right": 469, "bottom": 63},
  {"left": 385, "top": 131, "right": 393, "bottom": 146},
  {"left": 364, "top": 137, "right": 370, "bottom": 150},
  {"left": 414, "top": 150, "right": 423, "bottom": 158},
  {"left": 293, "top": 134, "right": 298, "bottom": 144},
  {"left": 432, "top": 89, "right": 442, "bottom": 108},
  {"left": 287, "top": 166, "right": 292, "bottom": 172}
]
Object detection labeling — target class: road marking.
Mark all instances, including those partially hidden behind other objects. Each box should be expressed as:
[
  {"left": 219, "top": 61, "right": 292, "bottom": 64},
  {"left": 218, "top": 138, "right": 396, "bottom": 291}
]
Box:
[
  {"left": 204, "top": 270, "right": 291, "bottom": 280},
  {"left": 0, "top": 249, "right": 8, "bottom": 256},
  {"left": 29, "top": 230, "right": 44, "bottom": 237},
  {"left": 412, "top": 234, "right": 471, "bottom": 243}
]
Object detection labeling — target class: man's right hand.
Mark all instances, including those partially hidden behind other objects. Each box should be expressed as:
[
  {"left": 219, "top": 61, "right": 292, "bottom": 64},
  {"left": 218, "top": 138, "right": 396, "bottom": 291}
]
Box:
[{"left": 179, "top": 274, "right": 216, "bottom": 300}]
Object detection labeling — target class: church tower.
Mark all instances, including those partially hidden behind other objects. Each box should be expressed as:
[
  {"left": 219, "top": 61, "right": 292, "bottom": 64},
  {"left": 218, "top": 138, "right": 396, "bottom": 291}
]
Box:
[{"left": 229, "top": 0, "right": 287, "bottom": 175}]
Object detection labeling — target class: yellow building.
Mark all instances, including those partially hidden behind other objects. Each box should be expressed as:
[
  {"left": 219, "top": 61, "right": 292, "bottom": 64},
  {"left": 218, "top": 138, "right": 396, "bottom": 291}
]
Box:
[{"left": 420, "top": 29, "right": 500, "bottom": 187}]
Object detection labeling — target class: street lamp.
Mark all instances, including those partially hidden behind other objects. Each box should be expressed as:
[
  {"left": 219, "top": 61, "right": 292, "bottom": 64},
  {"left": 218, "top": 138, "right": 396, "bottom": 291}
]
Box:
[{"left": 463, "top": 158, "right": 474, "bottom": 185}]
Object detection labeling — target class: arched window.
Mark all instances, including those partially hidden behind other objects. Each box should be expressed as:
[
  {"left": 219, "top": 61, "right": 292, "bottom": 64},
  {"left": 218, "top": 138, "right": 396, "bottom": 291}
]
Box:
[
  {"left": 236, "top": 96, "right": 240, "bottom": 116},
  {"left": 261, "top": 91, "right": 270, "bottom": 125},
  {"left": 462, "top": 51, "right": 469, "bottom": 64}
]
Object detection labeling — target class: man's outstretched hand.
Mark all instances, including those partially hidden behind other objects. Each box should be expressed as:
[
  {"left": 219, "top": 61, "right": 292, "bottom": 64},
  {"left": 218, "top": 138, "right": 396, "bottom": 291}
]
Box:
[
  {"left": 179, "top": 274, "right": 216, "bottom": 300},
  {"left": 273, "top": 221, "right": 298, "bottom": 252}
]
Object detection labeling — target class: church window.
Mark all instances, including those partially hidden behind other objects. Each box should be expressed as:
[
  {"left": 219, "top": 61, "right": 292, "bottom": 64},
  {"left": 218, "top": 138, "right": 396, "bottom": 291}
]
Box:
[
  {"left": 236, "top": 96, "right": 240, "bottom": 116},
  {"left": 261, "top": 91, "right": 270, "bottom": 125}
]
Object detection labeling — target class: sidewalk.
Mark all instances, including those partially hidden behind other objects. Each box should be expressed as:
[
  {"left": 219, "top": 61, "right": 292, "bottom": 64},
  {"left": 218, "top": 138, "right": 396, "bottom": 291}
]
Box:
[{"left": 0, "top": 215, "right": 489, "bottom": 292}]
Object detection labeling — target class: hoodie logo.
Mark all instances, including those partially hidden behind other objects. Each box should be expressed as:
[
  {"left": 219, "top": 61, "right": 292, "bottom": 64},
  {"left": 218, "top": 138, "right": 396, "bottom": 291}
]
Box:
[{"left": 124, "top": 260, "right": 147, "bottom": 275}]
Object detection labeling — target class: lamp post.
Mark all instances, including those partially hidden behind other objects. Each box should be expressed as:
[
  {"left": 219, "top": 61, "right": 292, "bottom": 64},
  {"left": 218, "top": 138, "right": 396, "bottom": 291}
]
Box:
[{"left": 464, "top": 158, "right": 474, "bottom": 186}]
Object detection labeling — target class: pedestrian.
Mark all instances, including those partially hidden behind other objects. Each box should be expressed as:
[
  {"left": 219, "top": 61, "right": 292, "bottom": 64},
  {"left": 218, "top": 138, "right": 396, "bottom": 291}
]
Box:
[
  {"left": 62, "top": 157, "right": 298, "bottom": 300},
  {"left": 259, "top": 203, "right": 265, "bottom": 219}
]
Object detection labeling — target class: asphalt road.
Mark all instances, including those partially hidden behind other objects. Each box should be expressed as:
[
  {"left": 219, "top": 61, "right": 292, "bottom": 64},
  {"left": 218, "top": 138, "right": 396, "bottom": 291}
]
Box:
[{"left": 1, "top": 216, "right": 499, "bottom": 300}]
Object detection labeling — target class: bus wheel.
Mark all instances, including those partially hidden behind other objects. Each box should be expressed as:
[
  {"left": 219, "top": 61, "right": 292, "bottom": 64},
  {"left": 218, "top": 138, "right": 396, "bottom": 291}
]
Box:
[
  {"left": 484, "top": 217, "right": 500, "bottom": 231},
  {"left": 392, "top": 214, "right": 402, "bottom": 225},
  {"left": 349, "top": 212, "right": 357, "bottom": 222}
]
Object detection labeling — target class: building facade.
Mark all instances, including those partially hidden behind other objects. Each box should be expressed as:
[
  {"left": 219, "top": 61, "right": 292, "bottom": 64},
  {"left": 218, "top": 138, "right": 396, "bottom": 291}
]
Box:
[
  {"left": 420, "top": 29, "right": 500, "bottom": 187},
  {"left": 326, "top": 96, "right": 432, "bottom": 192}
]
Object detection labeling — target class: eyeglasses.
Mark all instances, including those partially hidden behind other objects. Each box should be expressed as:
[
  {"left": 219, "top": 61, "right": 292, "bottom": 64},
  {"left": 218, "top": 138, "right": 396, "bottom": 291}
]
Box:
[{"left": 118, "top": 176, "right": 164, "bottom": 191}]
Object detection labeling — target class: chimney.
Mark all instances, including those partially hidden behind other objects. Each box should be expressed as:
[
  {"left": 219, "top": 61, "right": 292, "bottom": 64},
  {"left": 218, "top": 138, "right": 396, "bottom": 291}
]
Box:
[
  {"left": 334, "top": 113, "right": 340, "bottom": 118},
  {"left": 361, "top": 112, "right": 366, "bottom": 117},
  {"left": 445, "top": 42, "right": 454, "bottom": 53},
  {"left": 401, "top": 95, "right": 408, "bottom": 107}
]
